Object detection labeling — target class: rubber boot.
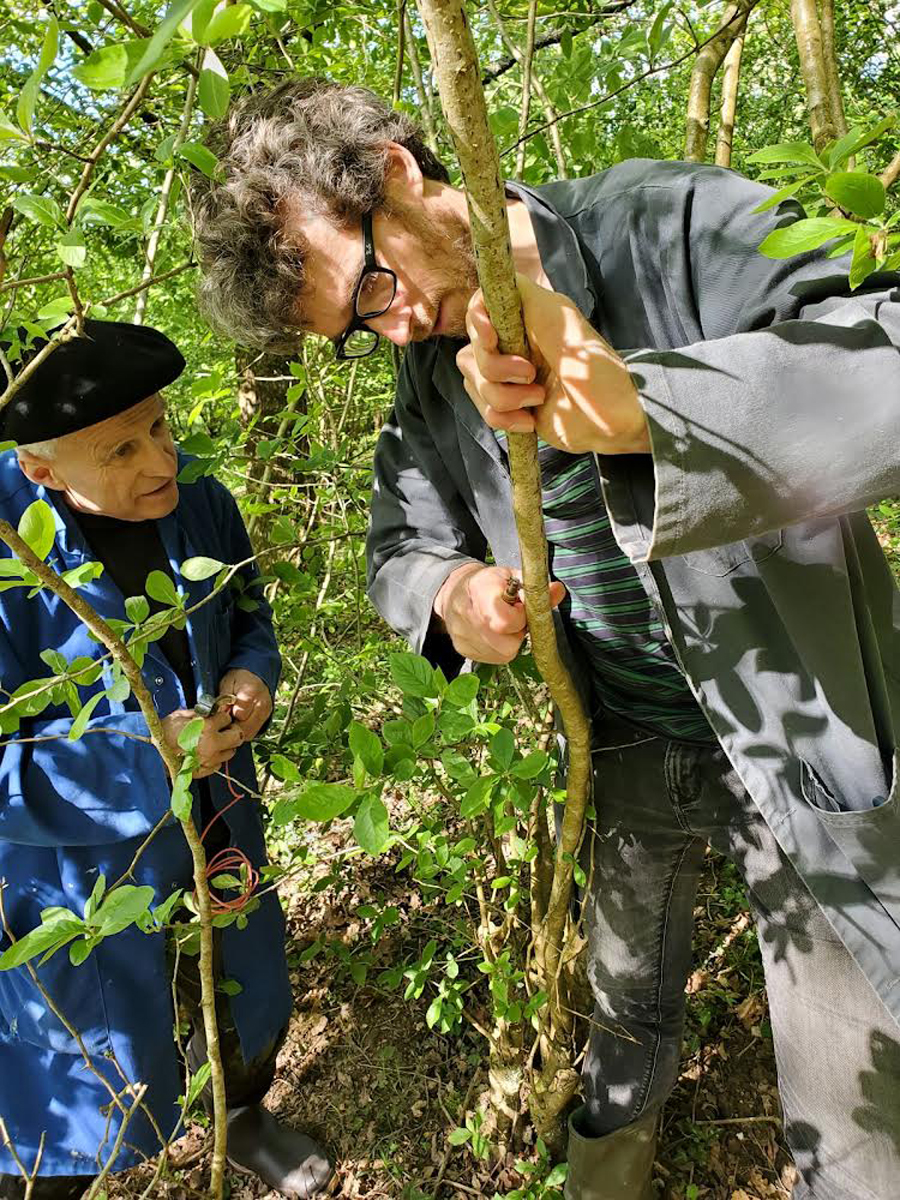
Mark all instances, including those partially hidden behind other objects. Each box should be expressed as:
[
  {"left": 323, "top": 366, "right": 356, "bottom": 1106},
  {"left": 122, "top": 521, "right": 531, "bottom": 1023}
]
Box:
[
  {"left": 226, "top": 1104, "right": 334, "bottom": 1197},
  {"left": 563, "top": 1107, "right": 657, "bottom": 1200}
]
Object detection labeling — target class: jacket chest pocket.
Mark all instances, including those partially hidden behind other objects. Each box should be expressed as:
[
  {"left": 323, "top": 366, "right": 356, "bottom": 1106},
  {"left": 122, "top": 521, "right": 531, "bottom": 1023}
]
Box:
[{"left": 678, "top": 530, "right": 784, "bottom": 578}]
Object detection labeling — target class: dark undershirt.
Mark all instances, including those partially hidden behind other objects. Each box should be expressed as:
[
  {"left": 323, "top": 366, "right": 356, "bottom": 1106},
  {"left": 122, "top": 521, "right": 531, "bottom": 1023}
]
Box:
[{"left": 70, "top": 507, "right": 225, "bottom": 845}]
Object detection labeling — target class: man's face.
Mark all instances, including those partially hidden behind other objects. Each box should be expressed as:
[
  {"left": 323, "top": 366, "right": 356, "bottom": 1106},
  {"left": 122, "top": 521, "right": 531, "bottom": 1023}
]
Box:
[
  {"left": 289, "top": 195, "right": 479, "bottom": 349},
  {"left": 19, "top": 394, "right": 179, "bottom": 522}
]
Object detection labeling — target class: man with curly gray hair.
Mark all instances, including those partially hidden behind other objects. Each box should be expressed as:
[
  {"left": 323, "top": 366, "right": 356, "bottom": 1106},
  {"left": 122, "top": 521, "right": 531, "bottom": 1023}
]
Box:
[{"left": 195, "top": 76, "right": 900, "bottom": 1200}]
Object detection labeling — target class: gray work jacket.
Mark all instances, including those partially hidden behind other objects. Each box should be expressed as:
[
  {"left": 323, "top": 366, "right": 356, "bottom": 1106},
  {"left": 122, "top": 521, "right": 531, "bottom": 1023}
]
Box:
[{"left": 366, "top": 158, "right": 900, "bottom": 1025}]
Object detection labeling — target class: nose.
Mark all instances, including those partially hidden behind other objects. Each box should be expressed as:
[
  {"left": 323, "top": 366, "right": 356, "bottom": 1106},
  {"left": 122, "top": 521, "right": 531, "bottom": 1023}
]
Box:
[{"left": 367, "top": 304, "right": 412, "bottom": 347}]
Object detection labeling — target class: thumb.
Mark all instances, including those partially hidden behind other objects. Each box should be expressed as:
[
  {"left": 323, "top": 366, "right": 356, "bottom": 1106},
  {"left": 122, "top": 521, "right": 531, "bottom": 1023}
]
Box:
[{"left": 549, "top": 580, "right": 567, "bottom": 609}]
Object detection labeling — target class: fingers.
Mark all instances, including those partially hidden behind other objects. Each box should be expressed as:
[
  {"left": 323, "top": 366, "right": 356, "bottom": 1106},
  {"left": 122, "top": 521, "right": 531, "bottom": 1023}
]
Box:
[{"left": 549, "top": 580, "right": 567, "bottom": 609}]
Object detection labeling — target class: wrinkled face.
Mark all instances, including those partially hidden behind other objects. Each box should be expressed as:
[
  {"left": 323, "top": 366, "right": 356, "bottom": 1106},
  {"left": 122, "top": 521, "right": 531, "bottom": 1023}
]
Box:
[
  {"left": 19, "top": 394, "right": 179, "bottom": 522},
  {"left": 289, "top": 195, "right": 479, "bottom": 349}
]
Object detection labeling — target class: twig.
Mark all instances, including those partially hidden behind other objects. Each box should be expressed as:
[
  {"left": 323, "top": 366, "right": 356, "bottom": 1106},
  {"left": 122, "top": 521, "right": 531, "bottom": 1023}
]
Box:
[
  {"left": 66, "top": 76, "right": 154, "bottom": 224},
  {"left": 0, "top": 270, "right": 69, "bottom": 294},
  {"left": 515, "top": 0, "right": 538, "bottom": 178},
  {"left": 134, "top": 56, "right": 199, "bottom": 324},
  {"left": 696, "top": 1115, "right": 781, "bottom": 1126}
]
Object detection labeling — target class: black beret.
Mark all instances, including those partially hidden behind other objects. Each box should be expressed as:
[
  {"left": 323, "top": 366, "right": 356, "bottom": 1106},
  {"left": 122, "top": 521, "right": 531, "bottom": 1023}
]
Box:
[{"left": 1, "top": 320, "right": 185, "bottom": 445}]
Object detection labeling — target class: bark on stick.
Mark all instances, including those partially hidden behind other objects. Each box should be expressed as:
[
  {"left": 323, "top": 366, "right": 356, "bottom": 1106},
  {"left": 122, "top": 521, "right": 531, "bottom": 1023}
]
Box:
[{"left": 415, "top": 0, "right": 592, "bottom": 1144}]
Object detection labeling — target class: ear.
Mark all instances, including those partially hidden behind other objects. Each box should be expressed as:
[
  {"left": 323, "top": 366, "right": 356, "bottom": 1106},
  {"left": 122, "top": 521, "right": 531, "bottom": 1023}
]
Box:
[
  {"left": 384, "top": 141, "right": 425, "bottom": 203},
  {"left": 16, "top": 451, "right": 66, "bottom": 492}
]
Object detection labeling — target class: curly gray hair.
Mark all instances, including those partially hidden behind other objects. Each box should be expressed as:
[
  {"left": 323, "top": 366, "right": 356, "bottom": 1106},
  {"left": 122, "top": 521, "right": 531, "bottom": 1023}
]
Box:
[{"left": 191, "top": 77, "right": 449, "bottom": 350}]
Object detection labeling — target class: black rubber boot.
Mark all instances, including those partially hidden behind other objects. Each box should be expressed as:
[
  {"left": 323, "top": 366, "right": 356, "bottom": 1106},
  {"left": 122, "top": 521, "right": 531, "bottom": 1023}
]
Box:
[
  {"left": 226, "top": 1104, "right": 334, "bottom": 1198},
  {"left": 563, "top": 1107, "right": 657, "bottom": 1200}
]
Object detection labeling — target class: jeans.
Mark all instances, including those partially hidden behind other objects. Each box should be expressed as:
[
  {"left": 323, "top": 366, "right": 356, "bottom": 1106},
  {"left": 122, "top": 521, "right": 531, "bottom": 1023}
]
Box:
[
  {"left": 0, "top": 932, "right": 284, "bottom": 1200},
  {"left": 580, "top": 718, "right": 900, "bottom": 1200}
]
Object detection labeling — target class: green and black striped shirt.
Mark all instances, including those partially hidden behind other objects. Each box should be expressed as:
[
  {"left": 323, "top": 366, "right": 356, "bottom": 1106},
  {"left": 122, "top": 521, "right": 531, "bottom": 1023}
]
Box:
[{"left": 505, "top": 434, "right": 714, "bottom": 741}]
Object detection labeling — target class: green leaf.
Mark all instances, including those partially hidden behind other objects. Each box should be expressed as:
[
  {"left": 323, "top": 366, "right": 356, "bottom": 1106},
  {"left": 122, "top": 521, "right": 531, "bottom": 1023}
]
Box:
[
  {"left": 460, "top": 776, "right": 494, "bottom": 819},
  {"left": 510, "top": 750, "right": 549, "bottom": 779},
  {"left": 181, "top": 555, "right": 225, "bottom": 581},
  {"left": 849, "top": 224, "right": 878, "bottom": 289},
  {"left": 69, "top": 938, "right": 93, "bottom": 966},
  {"left": 125, "top": 595, "right": 150, "bottom": 624},
  {"left": 0, "top": 913, "right": 83, "bottom": 970},
  {"left": 187, "top": 0, "right": 217, "bottom": 41},
  {"left": 125, "top": 0, "right": 205, "bottom": 84},
  {"left": 80, "top": 198, "right": 132, "bottom": 228},
  {"left": 11, "top": 194, "right": 64, "bottom": 229},
  {"left": 93, "top": 885, "right": 155, "bottom": 935},
  {"left": 269, "top": 753, "right": 302, "bottom": 783},
  {"left": 293, "top": 782, "right": 355, "bottom": 822},
  {"left": 18, "top": 500, "right": 56, "bottom": 561},
  {"left": 448, "top": 1127, "right": 472, "bottom": 1146},
  {"left": 171, "top": 771, "right": 193, "bottom": 820},
  {"left": 751, "top": 178, "right": 810, "bottom": 213},
  {"left": 185, "top": 1062, "right": 212, "bottom": 1109},
  {"left": 17, "top": 15, "right": 58, "bottom": 135},
  {"left": 758, "top": 217, "right": 859, "bottom": 259},
  {"left": 425, "top": 995, "right": 443, "bottom": 1029},
  {"left": 747, "top": 141, "right": 825, "bottom": 170},
  {"left": 177, "top": 716, "right": 205, "bottom": 752},
  {"left": 178, "top": 142, "right": 220, "bottom": 178},
  {"left": 389, "top": 652, "right": 439, "bottom": 698},
  {"left": 825, "top": 115, "right": 895, "bottom": 169},
  {"left": 354, "top": 794, "right": 390, "bottom": 855},
  {"left": 348, "top": 721, "right": 384, "bottom": 777},
  {"left": 37, "top": 295, "right": 72, "bottom": 323},
  {"left": 490, "top": 728, "right": 515, "bottom": 771},
  {"left": 145, "top": 569, "right": 179, "bottom": 607},
  {"left": 68, "top": 691, "right": 104, "bottom": 740},
  {"left": 203, "top": 3, "right": 253, "bottom": 43},
  {"left": 56, "top": 228, "right": 86, "bottom": 269},
  {"left": 0, "top": 113, "right": 28, "bottom": 142},
  {"left": 383, "top": 719, "right": 413, "bottom": 746},
  {"left": 198, "top": 49, "right": 230, "bottom": 119},
  {"left": 824, "top": 171, "right": 886, "bottom": 220},
  {"left": 444, "top": 673, "right": 479, "bottom": 707},
  {"left": 411, "top": 713, "right": 435, "bottom": 749},
  {"left": 217, "top": 977, "right": 243, "bottom": 995},
  {"left": 72, "top": 43, "right": 128, "bottom": 90}
]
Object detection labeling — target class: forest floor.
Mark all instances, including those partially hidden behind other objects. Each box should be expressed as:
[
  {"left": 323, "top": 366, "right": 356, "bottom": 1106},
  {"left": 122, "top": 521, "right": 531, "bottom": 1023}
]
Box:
[{"left": 114, "top": 833, "right": 796, "bottom": 1200}]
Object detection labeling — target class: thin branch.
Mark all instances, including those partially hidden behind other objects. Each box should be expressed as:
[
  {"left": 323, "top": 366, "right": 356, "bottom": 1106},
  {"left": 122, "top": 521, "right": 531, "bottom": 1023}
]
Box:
[
  {"left": 515, "top": 0, "right": 539, "bottom": 178},
  {"left": 480, "top": 5, "right": 633, "bottom": 86},
  {"left": 133, "top": 62, "right": 199, "bottom": 323},
  {"left": 0, "top": 319, "right": 78, "bottom": 414},
  {"left": 102, "top": 259, "right": 195, "bottom": 308},
  {"left": 485, "top": 0, "right": 568, "bottom": 178},
  {"left": 0, "top": 270, "right": 68, "bottom": 294},
  {"left": 66, "top": 75, "right": 154, "bottom": 225},
  {"left": 404, "top": 8, "right": 439, "bottom": 152},
  {"left": 394, "top": 0, "right": 408, "bottom": 105},
  {"left": 501, "top": 6, "right": 757, "bottom": 159}
]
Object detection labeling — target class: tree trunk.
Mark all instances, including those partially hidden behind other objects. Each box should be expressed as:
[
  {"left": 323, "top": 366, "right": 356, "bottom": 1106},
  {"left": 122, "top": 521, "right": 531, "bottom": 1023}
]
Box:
[
  {"left": 819, "top": 0, "right": 848, "bottom": 141},
  {"left": 415, "top": 0, "right": 592, "bottom": 1154},
  {"left": 684, "top": 0, "right": 752, "bottom": 163},
  {"left": 714, "top": 28, "right": 746, "bottom": 167},
  {"left": 791, "top": 0, "right": 838, "bottom": 153}
]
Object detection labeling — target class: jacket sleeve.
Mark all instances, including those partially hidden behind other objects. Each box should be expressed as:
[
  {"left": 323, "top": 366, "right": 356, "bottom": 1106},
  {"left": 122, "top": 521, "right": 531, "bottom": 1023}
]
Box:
[
  {"left": 214, "top": 484, "right": 282, "bottom": 702},
  {"left": 0, "top": 697, "right": 172, "bottom": 848},
  {"left": 366, "top": 353, "right": 488, "bottom": 657},
  {"left": 596, "top": 165, "right": 900, "bottom": 561}
]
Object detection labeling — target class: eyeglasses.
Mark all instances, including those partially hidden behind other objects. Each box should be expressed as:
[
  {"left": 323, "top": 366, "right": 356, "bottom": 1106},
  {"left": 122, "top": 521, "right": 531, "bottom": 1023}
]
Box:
[{"left": 333, "top": 210, "right": 397, "bottom": 361}]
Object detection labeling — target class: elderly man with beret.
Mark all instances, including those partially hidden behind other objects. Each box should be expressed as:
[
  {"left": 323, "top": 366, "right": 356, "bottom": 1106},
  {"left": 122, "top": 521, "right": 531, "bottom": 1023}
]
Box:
[{"left": 0, "top": 322, "right": 332, "bottom": 1199}]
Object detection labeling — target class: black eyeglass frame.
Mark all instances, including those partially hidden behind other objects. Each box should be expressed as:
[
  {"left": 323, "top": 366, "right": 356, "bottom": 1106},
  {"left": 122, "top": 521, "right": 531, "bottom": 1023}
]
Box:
[{"left": 333, "top": 210, "right": 397, "bottom": 361}]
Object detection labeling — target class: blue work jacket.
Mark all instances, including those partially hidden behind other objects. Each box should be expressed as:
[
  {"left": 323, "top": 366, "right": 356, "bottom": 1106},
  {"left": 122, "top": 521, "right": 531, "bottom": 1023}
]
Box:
[{"left": 0, "top": 450, "right": 292, "bottom": 1177}]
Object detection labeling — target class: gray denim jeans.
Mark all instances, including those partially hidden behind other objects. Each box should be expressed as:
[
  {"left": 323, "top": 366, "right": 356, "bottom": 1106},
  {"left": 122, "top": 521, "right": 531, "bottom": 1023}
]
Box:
[{"left": 579, "top": 719, "right": 900, "bottom": 1200}]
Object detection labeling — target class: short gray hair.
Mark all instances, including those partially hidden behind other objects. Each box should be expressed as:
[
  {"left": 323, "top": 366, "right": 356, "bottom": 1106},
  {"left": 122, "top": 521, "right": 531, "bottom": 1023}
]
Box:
[
  {"left": 191, "top": 77, "right": 450, "bottom": 350},
  {"left": 16, "top": 438, "right": 58, "bottom": 460}
]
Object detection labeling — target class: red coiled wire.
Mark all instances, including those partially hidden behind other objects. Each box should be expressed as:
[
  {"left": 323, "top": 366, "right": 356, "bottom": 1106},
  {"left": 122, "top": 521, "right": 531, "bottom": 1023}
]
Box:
[{"left": 198, "top": 763, "right": 260, "bottom": 914}]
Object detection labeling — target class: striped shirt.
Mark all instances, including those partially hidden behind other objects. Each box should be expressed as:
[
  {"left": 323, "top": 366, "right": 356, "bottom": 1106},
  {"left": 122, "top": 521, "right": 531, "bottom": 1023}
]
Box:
[{"left": 503, "top": 434, "right": 715, "bottom": 741}]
